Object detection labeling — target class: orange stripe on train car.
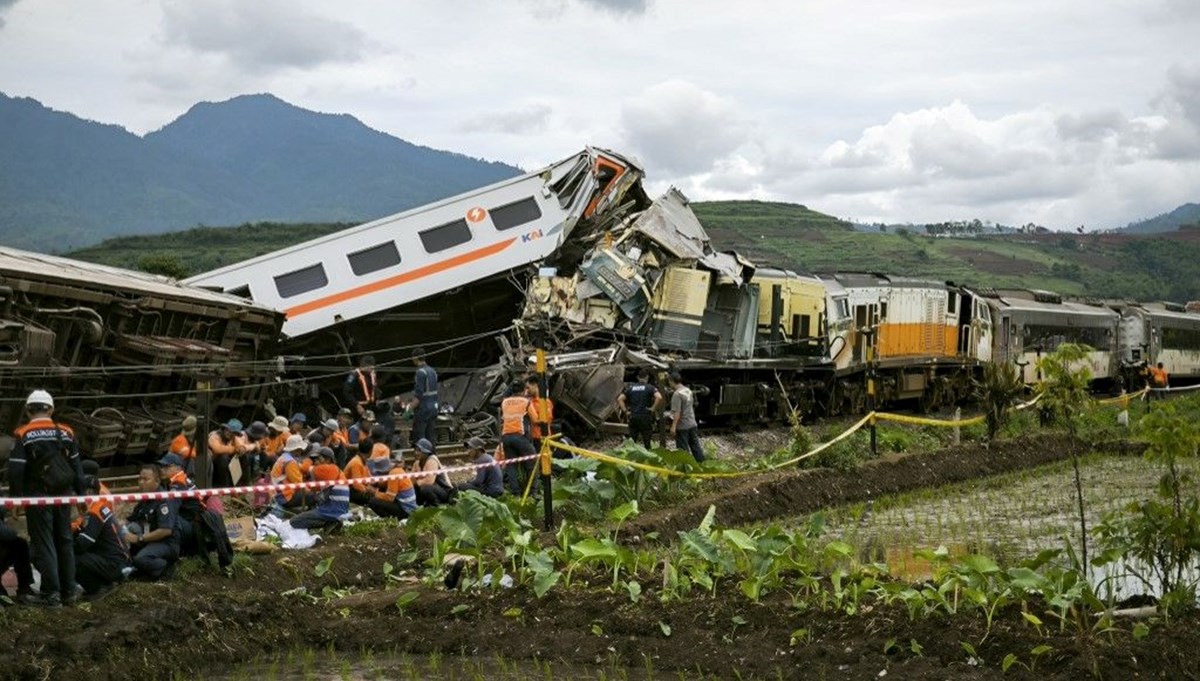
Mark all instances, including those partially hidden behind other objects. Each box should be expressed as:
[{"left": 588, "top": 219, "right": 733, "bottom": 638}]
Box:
[{"left": 285, "top": 238, "right": 518, "bottom": 318}]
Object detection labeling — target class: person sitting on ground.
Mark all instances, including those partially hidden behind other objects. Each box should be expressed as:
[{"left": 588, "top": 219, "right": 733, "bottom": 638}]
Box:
[
  {"left": 78, "top": 459, "right": 113, "bottom": 516},
  {"left": 207, "top": 419, "right": 244, "bottom": 488},
  {"left": 262, "top": 416, "right": 290, "bottom": 465},
  {"left": 458, "top": 437, "right": 503, "bottom": 498},
  {"left": 124, "top": 464, "right": 181, "bottom": 581},
  {"left": 288, "top": 413, "right": 310, "bottom": 439},
  {"left": 170, "top": 415, "right": 198, "bottom": 476},
  {"left": 240, "top": 420, "right": 270, "bottom": 482},
  {"left": 72, "top": 474, "right": 131, "bottom": 599},
  {"left": 348, "top": 410, "right": 376, "bottom": 446},
  {"left": 0, "top": 506, "right": 37, "bottom": 605},
  {"left": 369, "top": 424, "right": 392, "bottom": 461},
  {"left": 413, "top": 438, "right": 455, "bottom": 506},
  {"left": 365, "top": 455, "right": 418, "bottom": 519},
  {"left": 271, "top": 435, "right": 311, "bottom": 514},
  {"left": 160, "top": 454, "right": 233, "bottom": 574},
  {"left": 289, "top": 448, "right": 350, "bottom": 531},
  {"left": 320, "top": 418, "right": 349, "bottom": 467},
  {"left": 343, "top": 440, "right": 373, "bottom": 506}
]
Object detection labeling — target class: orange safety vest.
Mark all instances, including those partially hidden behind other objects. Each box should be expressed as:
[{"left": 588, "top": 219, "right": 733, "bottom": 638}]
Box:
[
  {"left": 529, "top": 397, "right": 554, "bottom": 440},
  {"left": 355, "top": 368, "right": 376, "bottom": 404},
  {"left": 170, "top": 434, "right": 195, "bottom": 459},
  {"left": 343, "top": 455, "right": 370, "bottom": 493},
  {"left": 500, "top": 396, "right": 532, "bottom": 436},
  {"left": 1149, "top": 366, "right": 1169, "bottom": 387},
  {"left": 271, "top": 454, "right": 303, "bottom": 502}
]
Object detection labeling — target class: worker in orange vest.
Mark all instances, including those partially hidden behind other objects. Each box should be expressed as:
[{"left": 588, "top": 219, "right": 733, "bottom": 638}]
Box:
[
  {"left": 271, "top": 435, "right": 311, "bottom": 513},
  {"left": 499, "top": 380, "right": 537, "bottom": 495},
  {"left": 523, "top": 375, "right": 554, "bottom": 453},
  {"left": 72, "top": 474, "right": 131, "bottom": 599},
  {"left": 343, "top": 355, "right": 377, "bottom": 416},
  {"left": 169, "top": 415, "right": 198, "bottom": 475}
]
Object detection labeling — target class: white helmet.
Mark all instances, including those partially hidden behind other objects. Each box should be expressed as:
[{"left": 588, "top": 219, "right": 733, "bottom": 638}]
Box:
[{"left": 26, "top": 390, "right": 54, "bottom": 408}]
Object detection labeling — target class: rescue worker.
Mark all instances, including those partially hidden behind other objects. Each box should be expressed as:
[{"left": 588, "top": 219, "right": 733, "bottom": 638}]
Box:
[
  {"left": 321, "top": 418, "right": 349, "bottom": 467},
  {"left": 407, "top": 347, "right": 439, "bottom": 449},
  {"left": 459, "top": 437, "right": 503, "bottom": 498},
  {"left": 0, "top": 507, "right": 36, "bottom": 604},
  {"left": 368, "top": 424, "right": 392, "bottom": 460},
  {"left": 169, "top": 415, "right": 198, "bottom": 476},
  {"left": 668, "top": 371, "right": 705, "bottom": 462},
  {"left": 617, "top": 369, "right": 663, "bottom": 449},
  {"left": 160, "top": 454, "right": 232, "bottom": 574},
  {"left": 207, "top": 419, "right": 244, "bottom": 488},
  {"left": 72, "top": 474, "right": 131, "bottom": 599},
  {"left": 499, "top": 380, "right": 537, "bottom": 495},
  {"left": 271, "top": 435, "right": 311, "bottom": 513},
  {"left": 366, "top": 455, "right": 418, "bottom": 518},
  {"left": 1148, "top": 361, "right": 1169, "bottom": 399},
  {"left": 413, "top": 438, "right": 455, "bottom": 506},
  {"left": 344, "top": 355, "right": 377, "bottom": 416},
  {"left": 343, "top": 440, "right": 373, "bottom": 505},
  {"left": 288, "top": 412, "right": 310, "bottom": 438},
  {"left": 289, "top": 448, "right": 350, "bottom": 531},
  {"left": 79, "top": 458, "right": 114, "bottom": 517},
  {"left": 336, "top": 407, "right": 354, "bottom": 441},
  {"left": 9, "top": 389, "right": 84, "bottom": 607},
  {"left": 263, "top": 415, "right": 291, "bottom": 463},
  {"left": 524, "top": 376, "right": 553, "bottom": 453},
  {"left": 348, "top": 410, "right": 375, "bottom": 446},
  {"left": 124, "top": 464, "right": 180, "bottom": 581}
]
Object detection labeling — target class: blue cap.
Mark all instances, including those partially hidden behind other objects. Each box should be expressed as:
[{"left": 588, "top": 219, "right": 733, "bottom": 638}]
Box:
[
  {"left": 415, "top": 438, "right": 434, "bottom": 454},
  {"left": 157, "top": 453, "right": 185, "bottom": 468},
  {"left": 290, "top": 412, "right": 307, "bottom": 424},
  {"left": 224, "top": 418, "right": 244, "bottom": 433}
]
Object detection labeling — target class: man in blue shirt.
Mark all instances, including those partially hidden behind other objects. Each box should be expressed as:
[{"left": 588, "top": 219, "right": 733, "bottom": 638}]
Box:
[
  {"left": 124, "top": 464, "right": 180, "bottom": 580},
  {"left": 407, "top": 347, "right": 438, "bottom": 451},
  {"left": 459, "top": 437, "right": 503, "bottom": 498}
]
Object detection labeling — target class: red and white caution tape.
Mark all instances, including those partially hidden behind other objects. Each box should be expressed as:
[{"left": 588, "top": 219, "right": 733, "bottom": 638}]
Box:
[{"left": 0, "top": 454, "right": 540, "bottom": 508}]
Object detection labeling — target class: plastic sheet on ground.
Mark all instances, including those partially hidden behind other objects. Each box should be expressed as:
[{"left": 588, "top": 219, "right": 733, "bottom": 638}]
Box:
[{"left": 256, "top": 514, "right": 321, "bottom": 550}]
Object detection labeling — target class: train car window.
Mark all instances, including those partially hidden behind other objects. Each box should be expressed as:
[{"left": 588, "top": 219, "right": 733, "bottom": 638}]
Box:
[
  {"left": 800, "top": 315, "right": 811, "bottom": 338},
  {"left": 347, "top": 241, "right": 402, "bottom": 276},
  {"left": 490, "top": 197, "right": 542, "bottom": 231},
  {"left": 1162, "top": 327, "right": 1200, "bottom": 350},
  {"left": 879, "top": 302, "right": 888, "bottom": 321},
  {"left": 1023, "top": 324, "right": 1112, "bottom": 351},
  {"left": 420, "top": 219, "right": 472, "bottom": 253},
  {"left": 274, "top": 264, "right": 328, "bottom": 299},
  {"left": 947, "top": 291, "right": 958, "bottom": 314}
]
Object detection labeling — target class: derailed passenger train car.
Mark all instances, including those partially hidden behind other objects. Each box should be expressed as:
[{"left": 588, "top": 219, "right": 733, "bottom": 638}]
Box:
[
  {"left": 0, "top": 247, "right": 283, "bottom": 464},
  {"left": 1116, "top": 301, "right": 1200, "bottom": 386}
]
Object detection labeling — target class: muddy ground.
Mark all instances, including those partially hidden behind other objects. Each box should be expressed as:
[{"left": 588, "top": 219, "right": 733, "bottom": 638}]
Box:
[{"left": 0, "top": 434, "right": 1193, "bottom": 681}]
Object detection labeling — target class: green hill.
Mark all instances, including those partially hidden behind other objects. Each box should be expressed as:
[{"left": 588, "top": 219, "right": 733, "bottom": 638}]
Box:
[{"left": 68, "top": 201, "right": 1200, "bottom": 303}]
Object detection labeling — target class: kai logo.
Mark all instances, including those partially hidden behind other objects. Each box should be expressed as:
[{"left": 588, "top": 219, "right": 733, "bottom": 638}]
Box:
[
  {"left": 521, "top": 229, "right": 544, "bottom": 243},
  {"left": 466, "top": 207, "right": 487, "bottom": 223}
]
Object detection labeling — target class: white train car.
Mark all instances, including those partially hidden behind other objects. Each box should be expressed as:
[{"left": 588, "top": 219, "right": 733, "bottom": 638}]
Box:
[
  {"left": 1117, "top": 302, "right": 1200, "bottom": 383},
  {"left": 186, "top": 148, "right": 644, "bottom": 339},
  {"left": 984, "top": 290, "right": 1119, "bottom": 385}
]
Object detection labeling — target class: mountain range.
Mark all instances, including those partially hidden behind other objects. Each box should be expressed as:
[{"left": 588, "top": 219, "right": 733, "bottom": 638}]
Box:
[
  {"left": 0, "top": 92, "right": 521, "bottom": 251},
  {"left": 1, "top": 91, "right": 1197, "bottom": 253}
]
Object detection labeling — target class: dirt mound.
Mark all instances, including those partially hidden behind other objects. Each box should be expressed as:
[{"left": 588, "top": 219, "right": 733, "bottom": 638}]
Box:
[{"left": 624, "top": 435, "right": 1143, "bottom": 539}]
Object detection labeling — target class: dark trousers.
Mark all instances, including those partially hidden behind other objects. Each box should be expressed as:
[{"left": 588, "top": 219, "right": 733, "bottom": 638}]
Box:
[
  {"left": 349, "top": 488, "right": 374, "bottom": 506},
  {"left": 501, "top": 434, "right": 537, "bottom": 495},
  {"left": 675, "top": 427, "right": 705, "bottom": 462},
  {"left": 410, "top": 405, "right": 438, "bottom": 448},
  {"left": 75, "top": 552, "right": 125, "bottom": 594},
  {"left": 629, "top": 413, "right": 654, "bottom": 449},
  {"left": 0, "top": 524, "right": 34, "bottom": 595},
  {"left": 132, "top": 541, "right": 178, "bottom": 580},
  {"left": 212, "top": 455, "right": 233, "bottom": 488},
  {"left": 367, "top": 498, "right": 410, "bottom": 519},
  {"left": 416, "top": 483, "right": 452, "bottom": 507},
  {"left": 26, "top": 505, "right": 74, "bottom": 597},
  {"left": 289, "top": 511, "right": 340, "bottom": 531}
]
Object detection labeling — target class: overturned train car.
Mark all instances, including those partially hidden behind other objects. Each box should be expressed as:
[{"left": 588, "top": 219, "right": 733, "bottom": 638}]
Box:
[{"left": 0, "top": 247, "right": 283, "bottom": 464}]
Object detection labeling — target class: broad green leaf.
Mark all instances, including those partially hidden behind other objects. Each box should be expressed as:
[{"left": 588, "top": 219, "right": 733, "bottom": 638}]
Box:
[
  {"left": 909, "top": 639, "right": 924, "bottom": 656},
  {"left": 823, "top": 540, "right": 854, "bottom": 559},
  {"left": 722, "top": 529, "right": 758, "bottom": 553},
  {"left": 394, "top": 591, "right": 419, "bottom": 610},
  {"left": 571, "top": 538, "right": 619, "bottom": 561},
  {"left": 1002, "top": 653, "right": 1018, "bottom": 672},
  {"left": 608, "top": 500, "right": 640, "bottom": 523},
  {"left": 698, "top": 505, "right": 717, "bottom": 534},
  {"left": 450, "top": 604, "right": 470, "bottom": 615},
  {"left": 503, "top": 607, "right": 523, "bottom": 618},
  {"left": 533, "top": 569, "right": 561, "bottom": 598},
  {"left": 678, "top": 529, "right": 721, "bottom": 563},
  {"left": 1005, "top": 567, "right": 1043, "bottom": 591},
  {"left": 959, "top": 554, "right": 1000, "bottom": 575},
  {"left": 314, "top": 556, "right": 334, "bottom": 578},
  {"left": 1030, "top": 644, "right": 1053, "bottom": 657},
  {"left": 625, "top": 580, "right": 642, "bottom": 603},
  {"left": 1132, "top": 622, "right": 1150, "bottom": 641},
  {"left": 382, "top": 561, "right": 393, "bottom": 576}
]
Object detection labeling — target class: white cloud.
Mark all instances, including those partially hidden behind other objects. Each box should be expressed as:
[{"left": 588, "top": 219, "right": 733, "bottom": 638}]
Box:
[
  {"left": 458, "top": 104, "right": 553, "bottom": 135},
  {"left": 620, "top": 80, "right": 751, "bottom": 176},
  {"left": 158, "top": 0, "right": 371, "bottom": 73}
]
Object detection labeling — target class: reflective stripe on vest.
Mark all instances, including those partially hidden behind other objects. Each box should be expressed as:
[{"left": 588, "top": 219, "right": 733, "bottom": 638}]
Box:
[{"left": 356, "top": 368, "right": 376, "bottom": 403}]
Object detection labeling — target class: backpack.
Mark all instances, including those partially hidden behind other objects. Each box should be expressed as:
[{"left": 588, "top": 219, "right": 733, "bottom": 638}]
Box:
[{"left": 40, "top": 426, "right": 76, "bottom": 494}]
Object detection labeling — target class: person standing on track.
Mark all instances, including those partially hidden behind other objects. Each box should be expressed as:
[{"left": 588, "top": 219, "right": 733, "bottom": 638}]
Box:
[
  {"left": 617, "top": 369, "right": 663, "bottom": 449},
  {"left": 407, "top": 348, "right": 439, "bottom": 451},
  {"left": 8, "top": 390, "right": 85, "bottom": 607}
]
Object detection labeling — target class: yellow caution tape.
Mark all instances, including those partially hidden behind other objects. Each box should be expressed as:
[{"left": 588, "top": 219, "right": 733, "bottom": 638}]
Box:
[
  {"left": 873, "top": 412, "right": 986, "bottom": 428},
  {"left": 1096, "top": 387, "right": 1149, "bottom": 405}
]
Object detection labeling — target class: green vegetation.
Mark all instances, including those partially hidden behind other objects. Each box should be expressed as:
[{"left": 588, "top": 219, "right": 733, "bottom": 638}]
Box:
[{"left": 66, "top": 200, "right": 1200, "bottom": 301}]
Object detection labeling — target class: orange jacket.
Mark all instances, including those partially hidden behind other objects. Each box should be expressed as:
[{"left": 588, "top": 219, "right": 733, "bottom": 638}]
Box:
[
  {"left": 271, "top": 455, "right": 304, "bottom": 502},
  {"left": 528, "top": 397, "right": 554, "bottom": 440},
  {"left": 170, "top": 434, "right": 195, "bottom": 459},
  {"left": 374, "top": 467, "right": 414, "bottom": 502},
  {"left": 343, "top": 455, "right": 370, "bottom": 493},
  {"left": 263, "top": 432, "right": 288, "bottom": 457},
  {"left": 500, "top": 396, "right": 534, "bottom": 436}
]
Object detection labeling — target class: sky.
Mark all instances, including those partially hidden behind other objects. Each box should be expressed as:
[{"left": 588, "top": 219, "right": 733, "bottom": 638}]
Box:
[{"left": 1, "top": 0, "right": 1198, "bottom": 230}]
